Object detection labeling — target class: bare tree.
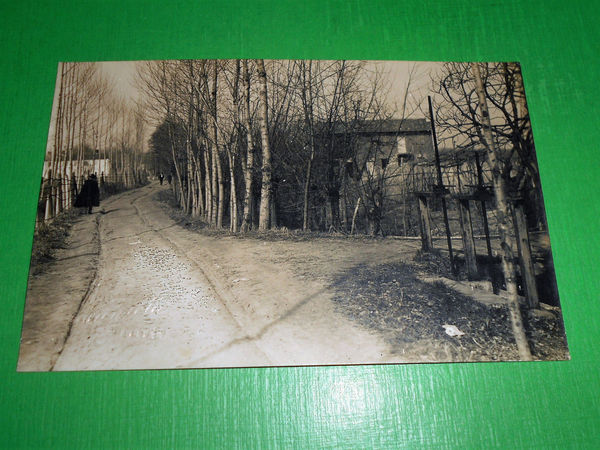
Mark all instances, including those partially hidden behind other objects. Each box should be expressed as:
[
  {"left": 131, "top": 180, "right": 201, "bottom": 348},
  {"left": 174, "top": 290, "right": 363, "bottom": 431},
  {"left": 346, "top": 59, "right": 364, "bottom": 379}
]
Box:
[
  {"left": 434, "top": 62, "right": 544, "bottom": 228},
  {"left": 135, "top": 59, "right": 418, "bottom": 236},
  {"left": 297, "top": 60, "right": 318, "bottom": 231},
  {"left": 471, "top": 62, "right": 532, "bottom": 361},
  {"left": 240, "top": 60, "right": 255, "bottom": 232},
  {"left": 256, "top": 59, "right": 272, "bottom": 230}
]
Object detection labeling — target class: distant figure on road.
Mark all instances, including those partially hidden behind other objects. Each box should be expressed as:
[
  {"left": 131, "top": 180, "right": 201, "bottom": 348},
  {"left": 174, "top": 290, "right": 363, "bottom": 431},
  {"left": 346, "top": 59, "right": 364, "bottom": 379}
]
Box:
[
  {"left": 159, "top": 173, "right": 164, "bottom": 185},
  {"left": 167, "top": 174, "right": 172, "bottom": 185},
  {"left": 75, "top": 173, "right": 100, "bottom": 214}
]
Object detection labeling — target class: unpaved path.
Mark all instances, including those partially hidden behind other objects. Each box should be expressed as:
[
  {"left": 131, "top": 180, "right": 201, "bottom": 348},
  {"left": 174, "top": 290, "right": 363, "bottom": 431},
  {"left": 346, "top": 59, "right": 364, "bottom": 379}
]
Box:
[{"left": 52, "top": 183, "right": 405, "bottom": 370}]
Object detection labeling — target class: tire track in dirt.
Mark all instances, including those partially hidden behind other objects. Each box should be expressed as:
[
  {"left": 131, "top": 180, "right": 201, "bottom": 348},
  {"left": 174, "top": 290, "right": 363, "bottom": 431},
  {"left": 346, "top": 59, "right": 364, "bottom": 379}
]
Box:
[
  {"left": 144, "top": 187, "right": 404, "bottom": 367},
  {"left": 54, "top": 184, "right": 271, "bottom": 370},
  {"left": 49, "top": 189, "right": 141, "bottom": 370},
  {"left": 130, "top": 188, "right": 275, "bottom": 365}
]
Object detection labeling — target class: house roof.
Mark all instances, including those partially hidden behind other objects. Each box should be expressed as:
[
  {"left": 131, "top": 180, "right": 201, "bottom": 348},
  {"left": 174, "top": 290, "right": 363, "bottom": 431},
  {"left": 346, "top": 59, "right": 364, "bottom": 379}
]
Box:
[{"left": 332, "top": 118, "right": 431, "bottom": 135}]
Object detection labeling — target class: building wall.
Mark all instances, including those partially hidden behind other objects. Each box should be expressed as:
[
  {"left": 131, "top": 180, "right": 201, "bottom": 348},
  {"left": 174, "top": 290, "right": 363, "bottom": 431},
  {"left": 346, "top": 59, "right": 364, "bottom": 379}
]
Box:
[
  {"left": 42, "top": 159, "right": 112, "bottom": 179},
  {"left": 406, "top": 133, "right": 433, "bottom": 160}
]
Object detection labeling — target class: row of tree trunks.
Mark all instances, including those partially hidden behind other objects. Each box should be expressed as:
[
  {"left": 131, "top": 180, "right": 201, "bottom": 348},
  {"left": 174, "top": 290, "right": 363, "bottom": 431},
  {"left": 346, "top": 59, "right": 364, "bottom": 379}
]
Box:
[
  {"left": 141, "top": 60, "right": 274, "bottom": 232},
  {"left": 143, "top": 59, "right": 412, "bottom": 235},
  {"left": 41, "top": 62, "right": 145, "bottom": 225}
]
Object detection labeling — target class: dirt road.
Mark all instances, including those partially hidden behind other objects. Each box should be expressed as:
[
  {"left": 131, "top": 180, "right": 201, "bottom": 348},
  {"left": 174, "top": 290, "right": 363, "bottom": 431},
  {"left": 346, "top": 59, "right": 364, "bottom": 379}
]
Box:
[{"left": 52, "top": 183, "right": 404, "bottom": 370}]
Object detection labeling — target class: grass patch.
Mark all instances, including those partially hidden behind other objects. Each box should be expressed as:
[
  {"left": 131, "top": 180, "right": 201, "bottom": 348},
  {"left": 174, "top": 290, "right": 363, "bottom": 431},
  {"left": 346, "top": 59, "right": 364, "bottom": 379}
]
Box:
[
  {"left": 330, "top": 262, "right": 569, "bottom": 362},
  {"left": 30, "top": 209, "right": 80, "bottom": 271}
]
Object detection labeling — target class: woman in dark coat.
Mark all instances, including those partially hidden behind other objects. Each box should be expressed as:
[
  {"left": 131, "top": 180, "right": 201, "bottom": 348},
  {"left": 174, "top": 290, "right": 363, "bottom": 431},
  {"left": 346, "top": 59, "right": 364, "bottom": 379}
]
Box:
[{"left": 75, "top": 174, "right": 100, "bottom": 214}]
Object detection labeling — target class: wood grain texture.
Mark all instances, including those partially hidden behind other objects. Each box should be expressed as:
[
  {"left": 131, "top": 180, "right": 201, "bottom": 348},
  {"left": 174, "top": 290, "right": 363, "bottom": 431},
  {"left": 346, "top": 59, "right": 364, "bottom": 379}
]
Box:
[{"left": 1, "top": 0, "right": 599, "bottom": 447}]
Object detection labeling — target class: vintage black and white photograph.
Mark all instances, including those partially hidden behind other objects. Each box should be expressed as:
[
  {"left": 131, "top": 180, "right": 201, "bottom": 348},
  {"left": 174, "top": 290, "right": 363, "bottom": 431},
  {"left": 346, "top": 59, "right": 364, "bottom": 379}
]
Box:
[{"left": 18, "top": 59, "right": 569, "bottom": 371}]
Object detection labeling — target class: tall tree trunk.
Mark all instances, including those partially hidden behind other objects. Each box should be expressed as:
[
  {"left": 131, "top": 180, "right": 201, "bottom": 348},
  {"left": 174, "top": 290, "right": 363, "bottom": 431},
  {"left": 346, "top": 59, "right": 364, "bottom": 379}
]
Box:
[
  {"left": 241, "top": 60, "right": 255, "bottom": 232},
  {"left": 191, "top": 152, "right": 201, "bottom": 218},
  {"left": 227, "top": 60, "right": 241, "bottom": 232},
  {"left": 300, "top": 60, "right": 316, "bottom": 231},
  {"left": 340, "top": 180, "right": 348, "bottom": 231},
  {"left": 185, "top": 151, "right": 192, "bottom": 214},
  {"left": 302, "top": 157, "right": 314, "bottom": 231},
  {"left": 210, "top": 129, "right": 219, "bottom": 225},
  {"left": 328, "top": 186, "right": 341, "bottom": 231},
  {"left": 187, "top": 63, "right": 197, "bottom": 216},
  {"left": 256, "top": 59, "right": 272, "bottom": 230},
  {"left": 214, "top": 65, "right": 225, "bottom": 228},
  {"left": 270, "top": 195, "right": 277, "bottom": 228},
  {"left": 208, "top": 62, "right": 222, "bottom": 227},
  {"left": 350, "top": 197, "right": 361, "bottom": 235},
  {"left": 472, "top": 62, "right": 532, "bottom": 361},
  {"left": 217, "top": 156, "right": 224, "bottom": 227},
  {"left": 227, "top": 148, "right": 239, "bottom": 231},
  {"left": 167, "top": 118, "right": 185, "bottom": 209},
  {"left": 204, "top": 145, "right": 212, "bottom": 221},
  {"left": 49, "top": 62, "right": 67, "bottom": 220}
]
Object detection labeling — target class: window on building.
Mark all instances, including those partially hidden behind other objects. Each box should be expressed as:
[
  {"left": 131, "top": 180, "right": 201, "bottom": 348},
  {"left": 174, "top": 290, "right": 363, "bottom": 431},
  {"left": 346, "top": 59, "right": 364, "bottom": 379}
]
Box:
[
  {"left": 345, "top": 160, "right": 354, "bottom": 178},
  {"left": 396, "top": 136, "right": 407, "bottom": 154},
  {"left": 397, "top": 153, "right": 414, "bottom": 168},
  {"left": 366, "top": 159, "right": 374, "bottom": 175}
]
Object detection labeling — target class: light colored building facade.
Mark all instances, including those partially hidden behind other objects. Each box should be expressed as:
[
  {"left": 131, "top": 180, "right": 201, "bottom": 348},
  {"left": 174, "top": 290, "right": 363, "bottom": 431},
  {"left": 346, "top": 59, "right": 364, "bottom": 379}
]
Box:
[{"left": 42, "top": 159, "right": 111, "bottom": 179}]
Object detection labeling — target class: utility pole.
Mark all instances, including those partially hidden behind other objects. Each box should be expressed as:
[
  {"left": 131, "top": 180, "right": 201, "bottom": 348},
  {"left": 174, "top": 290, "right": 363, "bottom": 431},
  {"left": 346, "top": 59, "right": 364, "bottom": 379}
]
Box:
[{"left": 428, "top": 96, "right": 456, "bottom": 274}]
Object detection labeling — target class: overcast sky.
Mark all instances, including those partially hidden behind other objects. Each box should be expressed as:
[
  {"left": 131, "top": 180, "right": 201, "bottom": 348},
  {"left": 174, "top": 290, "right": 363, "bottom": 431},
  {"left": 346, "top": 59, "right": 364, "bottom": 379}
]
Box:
[{"left": 97, "top": 60, "right": 139, "bottom": 98}]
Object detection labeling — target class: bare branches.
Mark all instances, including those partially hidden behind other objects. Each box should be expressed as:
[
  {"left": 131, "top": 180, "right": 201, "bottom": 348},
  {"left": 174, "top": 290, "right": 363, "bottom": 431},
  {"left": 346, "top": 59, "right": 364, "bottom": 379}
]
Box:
[{"left": 135, "top": 59, "right": 425, "bottom": 234}]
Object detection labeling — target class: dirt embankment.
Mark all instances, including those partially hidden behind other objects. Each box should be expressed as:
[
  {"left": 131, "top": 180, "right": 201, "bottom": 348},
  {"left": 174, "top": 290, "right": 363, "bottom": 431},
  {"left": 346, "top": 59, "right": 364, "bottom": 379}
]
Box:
[{"left": 157, "top": 190, "right": 569, "bottom": 363}]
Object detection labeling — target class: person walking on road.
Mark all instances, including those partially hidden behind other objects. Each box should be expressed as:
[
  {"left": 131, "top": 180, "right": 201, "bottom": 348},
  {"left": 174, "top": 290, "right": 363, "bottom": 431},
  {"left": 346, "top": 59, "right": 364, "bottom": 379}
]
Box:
[
  {"left": 75, "top": 173, "right": 100, "bottom": 214},
  {"left": 159, "top": 173, "right": 164, "bottom": 185}
]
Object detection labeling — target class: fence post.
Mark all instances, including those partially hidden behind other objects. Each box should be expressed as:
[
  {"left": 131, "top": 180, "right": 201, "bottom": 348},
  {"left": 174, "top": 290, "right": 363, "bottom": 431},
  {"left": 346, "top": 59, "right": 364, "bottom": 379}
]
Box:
[
  {"left": 513, "top": 201, "right": 540, "bottom": 308},
  {"left": 417, "top": 195, "right": 433, "bottom": 252},
  {"left": 428, "top": 96, "right": 455, "bottom": 273},
  {"left": 44, "top": 173, "right": 53, "bottom": 222},
  {"left": 458, "top": 199, "right": 478, "bottom": 279}
]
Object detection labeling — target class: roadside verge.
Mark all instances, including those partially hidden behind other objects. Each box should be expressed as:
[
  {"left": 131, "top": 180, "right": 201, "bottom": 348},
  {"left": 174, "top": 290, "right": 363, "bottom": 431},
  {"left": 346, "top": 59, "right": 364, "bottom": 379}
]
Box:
[{"left": 18, "top": 211, "right": 101, "bottom": 371}]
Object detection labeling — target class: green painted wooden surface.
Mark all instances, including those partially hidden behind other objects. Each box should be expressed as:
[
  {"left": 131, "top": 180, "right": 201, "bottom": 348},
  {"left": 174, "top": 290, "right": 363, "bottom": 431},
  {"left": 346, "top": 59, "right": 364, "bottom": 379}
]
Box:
[{"left": 1, "top": 0, "right": 599, "bottom": 447}]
